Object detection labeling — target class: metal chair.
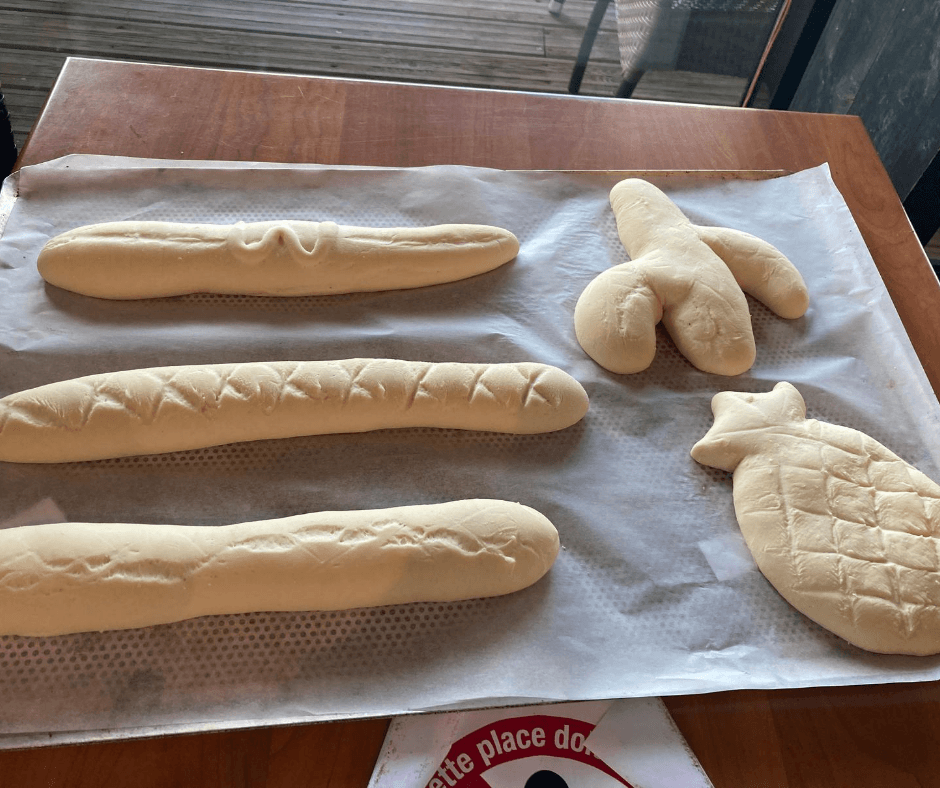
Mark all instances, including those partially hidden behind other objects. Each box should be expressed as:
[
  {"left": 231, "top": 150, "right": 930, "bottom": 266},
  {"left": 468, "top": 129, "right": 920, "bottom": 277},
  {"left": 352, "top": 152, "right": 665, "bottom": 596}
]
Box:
[
  {"left": 562, "top": 0, "right": 791, "bottom": 106},
  {"left": 0, "top": 86, "right": 17, "bottom": 179}
]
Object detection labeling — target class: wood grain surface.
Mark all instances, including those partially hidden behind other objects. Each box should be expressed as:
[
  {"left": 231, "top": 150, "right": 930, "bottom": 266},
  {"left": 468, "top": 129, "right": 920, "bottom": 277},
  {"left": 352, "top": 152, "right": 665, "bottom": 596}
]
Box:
[
  {"left": 0, "top": 0, "right": 753, "bottom": 151},
  {"left": 0, "top": 718, "right": 390, "bottom": 787},
  {"left": 7, "top": 57, "right": 940, "bottom": 787},
  {"left": 667, "top": 682, "right": 940, "bottom": 787}
]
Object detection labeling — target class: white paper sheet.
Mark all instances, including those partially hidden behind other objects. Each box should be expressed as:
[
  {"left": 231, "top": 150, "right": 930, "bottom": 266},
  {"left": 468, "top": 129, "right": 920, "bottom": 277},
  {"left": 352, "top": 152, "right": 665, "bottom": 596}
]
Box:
[
  {"left": 2, "top": 156, "right": 940, "bottom": 747},
  {"left": 368, "top": 698, "right": 713, "bottom": 788}
]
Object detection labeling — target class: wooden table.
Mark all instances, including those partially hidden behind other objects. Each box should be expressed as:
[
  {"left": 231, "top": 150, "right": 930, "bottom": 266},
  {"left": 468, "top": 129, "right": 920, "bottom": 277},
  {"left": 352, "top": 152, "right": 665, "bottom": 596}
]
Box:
[{"left": 6, "top": 56, "right": 940, "bottom": 787}]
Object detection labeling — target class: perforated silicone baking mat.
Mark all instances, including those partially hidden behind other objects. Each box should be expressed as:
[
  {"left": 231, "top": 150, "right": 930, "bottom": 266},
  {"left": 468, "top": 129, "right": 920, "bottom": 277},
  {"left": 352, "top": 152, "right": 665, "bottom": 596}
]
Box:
[{"left": 2, "top": 157, "right": 940, "bottom": 748}]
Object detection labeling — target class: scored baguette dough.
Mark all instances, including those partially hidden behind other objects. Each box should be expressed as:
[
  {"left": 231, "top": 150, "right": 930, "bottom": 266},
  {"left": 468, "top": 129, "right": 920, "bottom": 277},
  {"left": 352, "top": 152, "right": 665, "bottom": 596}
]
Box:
[
  {"left": 36, "top": 220, "right": 521, "bottom": 299},
  {"left": 0, "top": 359, "right": 590, "bottom": 463},
  {"left": 0, "top": 499, "right": 560, "bottom": 636},
  {"left": 692, "top": 382, "right": 940, "bottom": 655}
]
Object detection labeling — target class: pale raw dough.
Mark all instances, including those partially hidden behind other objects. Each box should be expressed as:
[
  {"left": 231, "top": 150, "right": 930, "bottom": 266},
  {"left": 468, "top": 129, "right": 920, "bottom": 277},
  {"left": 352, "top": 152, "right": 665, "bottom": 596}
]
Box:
[
  {"left": 37, "top": 220, "right": 521, "bottom": 299},
  {"left": 0, "top": 499, "right": 560, "bottom": 636},
  {"left": 692, "top": 381, "right": 940, "bottom": 655},
  {"left": 574, "top": 178, "right": 809, "bottom": 375},
  {"left": 0, "top": 359, "right": 590, "bottom": 462}
]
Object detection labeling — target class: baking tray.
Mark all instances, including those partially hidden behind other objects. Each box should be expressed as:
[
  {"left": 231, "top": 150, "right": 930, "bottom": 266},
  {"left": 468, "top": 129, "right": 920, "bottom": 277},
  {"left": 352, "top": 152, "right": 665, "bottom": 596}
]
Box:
[{"left": 1, "top": 156, "right": 939, "bottom": 748}]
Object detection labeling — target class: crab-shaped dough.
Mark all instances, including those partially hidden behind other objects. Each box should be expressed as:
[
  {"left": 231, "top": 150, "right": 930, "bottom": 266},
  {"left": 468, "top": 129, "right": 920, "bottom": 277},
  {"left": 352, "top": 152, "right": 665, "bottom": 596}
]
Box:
[{"left": 574, "top": 179, "right": 809, "bottom": 375}]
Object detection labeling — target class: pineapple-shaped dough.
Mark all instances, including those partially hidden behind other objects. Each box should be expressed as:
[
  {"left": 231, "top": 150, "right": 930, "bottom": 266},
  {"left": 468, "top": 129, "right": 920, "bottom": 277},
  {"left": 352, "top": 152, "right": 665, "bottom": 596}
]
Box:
[{"left": 691, "top": 382, "right": 940, "bottom": 655}]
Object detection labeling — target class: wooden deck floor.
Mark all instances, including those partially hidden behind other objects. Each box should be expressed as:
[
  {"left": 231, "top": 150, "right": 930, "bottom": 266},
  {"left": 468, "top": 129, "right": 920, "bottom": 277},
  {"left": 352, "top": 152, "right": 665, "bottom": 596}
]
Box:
[
  {"left": 2, "top": 1, "right": 938, "bottom": 264},
  {"left": 0, "top": 0, "right": 751, "bottom": 149}
]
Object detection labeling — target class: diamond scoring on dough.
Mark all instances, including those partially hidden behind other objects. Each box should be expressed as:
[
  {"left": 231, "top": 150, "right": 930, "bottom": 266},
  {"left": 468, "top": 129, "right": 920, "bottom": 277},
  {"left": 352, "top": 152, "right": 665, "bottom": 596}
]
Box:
[{"left": 692, "top": 382, "right": 940, "bottom": 654}]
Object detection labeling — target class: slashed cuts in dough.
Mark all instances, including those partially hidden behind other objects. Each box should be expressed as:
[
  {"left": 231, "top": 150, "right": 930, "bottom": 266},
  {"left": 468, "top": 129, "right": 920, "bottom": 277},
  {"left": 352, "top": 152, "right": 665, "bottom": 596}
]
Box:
[
  {"left": 692, "top": 382, "right": 940, "bottom": 655},
  {"left": 0, "top": 499, "right": 560, "bottom": 636},
  {"left": 0, "top": 359, "right": 590, "bottom": 462}
]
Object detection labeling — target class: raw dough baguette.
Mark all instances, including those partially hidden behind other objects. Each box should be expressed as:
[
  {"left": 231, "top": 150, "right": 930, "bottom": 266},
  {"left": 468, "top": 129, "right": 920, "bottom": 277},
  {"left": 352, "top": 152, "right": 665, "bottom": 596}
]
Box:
[
  {"left": 0, "top": 359, "right": 589, "bottom": 463},
  {"left": 0, "top": 499, "right": 560, "bottom": 636},
  {"left": 36, "top": 220, "right": 521, "bottom": 299}
]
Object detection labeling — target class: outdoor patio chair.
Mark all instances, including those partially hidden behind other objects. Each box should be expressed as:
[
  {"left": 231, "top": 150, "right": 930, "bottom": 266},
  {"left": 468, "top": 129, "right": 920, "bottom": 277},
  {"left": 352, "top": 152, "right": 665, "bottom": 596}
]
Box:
[
  {"left": 0, "top": 86, "right": 16, "bottom": 179},
  {"left": 562, "top": 0, "right": 791, "bottom": 106}
]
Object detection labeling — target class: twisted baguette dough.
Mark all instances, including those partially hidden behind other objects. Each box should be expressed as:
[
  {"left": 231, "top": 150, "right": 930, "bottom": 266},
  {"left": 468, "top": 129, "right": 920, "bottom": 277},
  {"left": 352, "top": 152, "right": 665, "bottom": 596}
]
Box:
[
  {"left": 0, "top": 499, "right": 560, "bottom": 636},
  {"left": 0, "top": 359, "right": 589, "bottom": 463},
  {"left": 574, "top": 178, "right": 809, "bottom": 375},
  {"left": 37, "top": 220, "right": 521, "bottom": 299}
]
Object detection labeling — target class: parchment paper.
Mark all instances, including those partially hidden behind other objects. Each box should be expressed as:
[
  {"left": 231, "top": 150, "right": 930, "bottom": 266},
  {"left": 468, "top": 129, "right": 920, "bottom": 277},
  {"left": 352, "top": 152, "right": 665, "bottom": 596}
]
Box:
[{"left": 2, "top": 156, "right": 940, "bottom": 747}]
